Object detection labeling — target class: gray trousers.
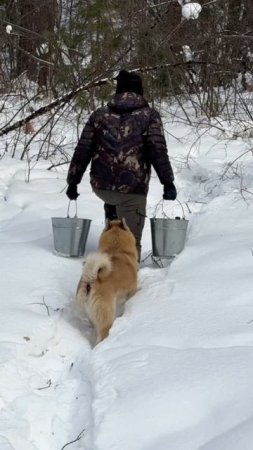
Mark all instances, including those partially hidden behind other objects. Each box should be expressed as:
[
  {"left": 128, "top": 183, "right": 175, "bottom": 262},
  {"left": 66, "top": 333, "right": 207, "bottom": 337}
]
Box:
[{"left": 93, "top": 189, "right": 147, "bottom": 260}]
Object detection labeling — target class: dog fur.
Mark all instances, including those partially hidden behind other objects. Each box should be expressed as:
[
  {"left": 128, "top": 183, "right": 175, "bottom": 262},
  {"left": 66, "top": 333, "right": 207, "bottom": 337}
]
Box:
[{"left": 76, "top": 218, "right": 138, "bottom": 343}]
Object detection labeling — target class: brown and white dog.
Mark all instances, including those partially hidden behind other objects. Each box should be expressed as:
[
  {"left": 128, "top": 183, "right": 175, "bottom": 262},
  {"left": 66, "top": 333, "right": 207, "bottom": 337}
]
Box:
[{"left": 76, "top": 219, "right": 138, "bottom": 343}]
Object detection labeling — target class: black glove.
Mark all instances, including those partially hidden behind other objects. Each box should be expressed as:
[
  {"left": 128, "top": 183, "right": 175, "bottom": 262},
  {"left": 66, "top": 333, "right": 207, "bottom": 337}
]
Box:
[
  {"left": 66, "top": 184, "right": 79, "bottom": 200},
  {"left": 163, "top": 182, "right": 177, "bottom": 201}
]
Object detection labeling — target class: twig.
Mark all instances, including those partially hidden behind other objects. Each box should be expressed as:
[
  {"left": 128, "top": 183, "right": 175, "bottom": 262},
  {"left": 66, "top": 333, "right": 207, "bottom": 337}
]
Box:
[
  {"left": 221, "top": 148, "right": 253, "bottom": 179},
  {"left": 37, "top": 379, "right": 52, "bottom": 390},
  {"left": 29, "top": 297, "right": 51, "bottom": 316},
  {"left": 47, "top": 161, "right": 69, "bottom": 171},
  {"left": 185, "top": 202, "right": 192, "bottom": 214},
  {"left": 42, "top": 297, "right": 51, "bottom": 316},
  {"left": 60, "top": 429, "right": 85, "bottom": 450}
]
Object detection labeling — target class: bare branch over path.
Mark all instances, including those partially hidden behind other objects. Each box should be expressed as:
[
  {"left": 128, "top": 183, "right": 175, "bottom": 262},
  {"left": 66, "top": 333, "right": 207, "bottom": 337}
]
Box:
[{"left": 0, "top": 61, "right": 236, "bottom": 138}]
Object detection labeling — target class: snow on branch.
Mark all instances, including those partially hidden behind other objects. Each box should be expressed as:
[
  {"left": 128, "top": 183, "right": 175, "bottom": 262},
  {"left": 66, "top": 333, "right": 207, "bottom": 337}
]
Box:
[
  {"left": 177, "top": 1, "right": 202, "bottom": 20},
  {"left": 6, "top": 24, "right": 12, "bottom": 34},
  {"left": 182, "top": 3, "right": 202, "bottom": 20}
]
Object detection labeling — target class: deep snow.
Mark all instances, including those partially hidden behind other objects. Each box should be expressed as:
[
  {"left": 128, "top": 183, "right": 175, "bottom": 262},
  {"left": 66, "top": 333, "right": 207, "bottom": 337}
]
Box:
[{"left": 1, "top": 101, "right": 253, "bottom": 449}]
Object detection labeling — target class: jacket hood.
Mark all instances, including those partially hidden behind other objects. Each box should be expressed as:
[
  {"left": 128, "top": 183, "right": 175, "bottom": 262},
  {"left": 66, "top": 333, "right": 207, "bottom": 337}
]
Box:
[{"left": 108, "top": 92, "right": 148, "bottom": 113}]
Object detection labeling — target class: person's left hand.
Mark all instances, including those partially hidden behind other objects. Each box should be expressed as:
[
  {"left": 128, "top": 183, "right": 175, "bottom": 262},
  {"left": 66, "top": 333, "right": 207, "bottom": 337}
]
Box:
[{"left": 163, "top": 182, "right": 177, "bottom": 201}]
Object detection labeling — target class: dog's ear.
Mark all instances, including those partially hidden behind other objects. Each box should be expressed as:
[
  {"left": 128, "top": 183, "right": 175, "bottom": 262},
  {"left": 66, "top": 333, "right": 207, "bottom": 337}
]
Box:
[
  {"left": 104, "top": 219, "right": 111, "bottom": 231},
  {"left": 121, "top": 218, "right": 130, "bottom": 231}
]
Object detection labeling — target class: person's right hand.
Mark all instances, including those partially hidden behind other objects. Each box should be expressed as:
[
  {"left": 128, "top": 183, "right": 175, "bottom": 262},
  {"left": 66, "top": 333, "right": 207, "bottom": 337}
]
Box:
[{"left": 66, "top": 184, "right": 79, "bottom": 200}]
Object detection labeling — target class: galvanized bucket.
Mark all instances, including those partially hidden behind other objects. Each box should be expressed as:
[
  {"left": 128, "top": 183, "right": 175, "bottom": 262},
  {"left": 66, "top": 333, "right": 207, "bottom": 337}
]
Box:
[
  {"left": 52, "top": 201, "right": 91, "bottom": 257},
  {"left": 150, "top": 215, "right": 188, "bottom": 258}
]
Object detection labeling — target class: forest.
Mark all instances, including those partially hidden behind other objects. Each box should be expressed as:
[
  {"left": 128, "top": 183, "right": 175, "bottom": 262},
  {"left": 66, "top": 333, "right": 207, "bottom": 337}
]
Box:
[{"left": 1, "top": 0, "right": 253, "bottom": 146}]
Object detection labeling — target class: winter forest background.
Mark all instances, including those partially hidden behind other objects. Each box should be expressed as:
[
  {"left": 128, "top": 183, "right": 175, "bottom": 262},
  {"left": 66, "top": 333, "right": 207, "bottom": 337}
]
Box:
[{"left": 1, "top": 0, "right": 253, "bottom": 161}]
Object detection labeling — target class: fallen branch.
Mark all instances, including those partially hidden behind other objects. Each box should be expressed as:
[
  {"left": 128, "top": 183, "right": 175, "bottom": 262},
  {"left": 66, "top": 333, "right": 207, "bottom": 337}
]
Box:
[
  {"left": 0, "top": 60, "right": 237, "bottom": 138},
  {"left": 0, "top": 78, "right": 100, "bottom": 137}
]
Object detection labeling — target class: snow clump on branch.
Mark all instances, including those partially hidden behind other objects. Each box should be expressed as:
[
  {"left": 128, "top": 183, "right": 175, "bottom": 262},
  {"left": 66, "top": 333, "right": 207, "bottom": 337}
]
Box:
[
  {"left": 181, "top": 2, "right": 202, "bottom": 20},
  {"left": 6, "top": 24, "right": 12, "bottom": 34}
]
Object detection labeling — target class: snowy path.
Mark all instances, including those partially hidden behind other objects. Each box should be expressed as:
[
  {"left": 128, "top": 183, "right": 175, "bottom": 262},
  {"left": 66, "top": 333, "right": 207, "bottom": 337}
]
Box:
[
  {"left": 92, "top": 194, "right": 253, "bottom": 450},
  {"left": 0, "top": 161, "right": 94, "bottom": 449},
  {"left": 1, "top": 152, "right": 253, "bottom": 449}
]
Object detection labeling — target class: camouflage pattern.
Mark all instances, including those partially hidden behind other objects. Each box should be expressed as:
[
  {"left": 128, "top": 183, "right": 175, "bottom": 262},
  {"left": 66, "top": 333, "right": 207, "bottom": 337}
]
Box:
[{"left": 67, "top": 92, "right": 174, "bottom": 195}]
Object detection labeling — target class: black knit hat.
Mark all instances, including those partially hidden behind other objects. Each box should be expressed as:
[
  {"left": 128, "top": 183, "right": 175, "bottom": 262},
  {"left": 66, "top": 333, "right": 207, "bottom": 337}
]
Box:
[{"left": 116, "top": 70, "right": 144, "bottom": 96}]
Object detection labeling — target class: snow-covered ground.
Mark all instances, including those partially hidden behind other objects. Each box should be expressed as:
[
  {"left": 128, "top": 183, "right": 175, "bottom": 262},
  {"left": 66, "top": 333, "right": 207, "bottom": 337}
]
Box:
[{"left": 1, "top": 100, "right": 253, "bottom": 449}]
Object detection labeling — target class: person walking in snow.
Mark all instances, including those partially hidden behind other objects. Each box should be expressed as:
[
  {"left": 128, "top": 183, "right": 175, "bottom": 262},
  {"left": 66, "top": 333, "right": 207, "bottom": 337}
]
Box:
[{"left": 66, "top": 70, "right": 177, "bottom": 261}]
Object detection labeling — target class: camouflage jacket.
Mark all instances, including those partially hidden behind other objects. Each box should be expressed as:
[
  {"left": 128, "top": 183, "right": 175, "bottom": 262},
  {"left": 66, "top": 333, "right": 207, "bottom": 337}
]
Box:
[{"left": 67, "top": 92, "right": 174, "bottom": 195}]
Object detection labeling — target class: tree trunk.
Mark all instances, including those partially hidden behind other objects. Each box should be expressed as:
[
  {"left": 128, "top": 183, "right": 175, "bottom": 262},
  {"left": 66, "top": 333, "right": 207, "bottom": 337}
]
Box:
[{"left": 15, "top": 0, "right": 58, "bottom": 83}]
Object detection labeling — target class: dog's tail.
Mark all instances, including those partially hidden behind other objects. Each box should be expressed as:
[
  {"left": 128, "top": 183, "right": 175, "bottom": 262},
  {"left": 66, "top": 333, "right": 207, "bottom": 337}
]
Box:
[{"left": 82, "top": 252, "right": 112, "bottom": 282}]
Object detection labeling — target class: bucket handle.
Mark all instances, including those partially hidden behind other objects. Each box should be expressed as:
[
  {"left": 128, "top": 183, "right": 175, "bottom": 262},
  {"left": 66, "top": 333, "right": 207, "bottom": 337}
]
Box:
[
  {"left": 153, "top": 199, "right": 186, "bottom": 219},
  {"left": 153, "top": 199, "right": 169, "bottom": 219},
  {"left": 67, "top": 200, "right": 78, "bottom": 218}
]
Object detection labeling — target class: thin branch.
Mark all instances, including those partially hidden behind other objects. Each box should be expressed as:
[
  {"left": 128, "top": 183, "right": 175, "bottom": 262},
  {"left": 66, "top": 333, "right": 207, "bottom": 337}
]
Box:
[
  {"left": 37, "top": 379, "right": 52, "bottom": 390},
  {"left": 60, "top": 429, "right": 85, "bottom": 450},
  {"left": 2, "top": 18, "right": 50, "bottom": 40},
  {"left": 0, "top": 77, "right": 102, "bottom": 136},
  {"left": 221, "top": 33, "right": 253, "bottom": 40},
  {"left": 203, "top": 0, "right": 218, "bottom": 6},
  {"left": 47, "top": 160, "right": 69, "bottom": 171},
  {"left": 16, "top": 44, "right": 54, "bottom": 66},
  {"left": 29, "top": 297, "right": 51, "bottom": 316},
  {"left": 221, "top": 148, "right": 253, "bottom": 179}
]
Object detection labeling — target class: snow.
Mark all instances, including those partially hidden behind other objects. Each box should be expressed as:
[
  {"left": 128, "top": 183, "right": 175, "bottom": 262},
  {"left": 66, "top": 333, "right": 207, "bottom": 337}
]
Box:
[
  {"left": 182, "top": 2, "right": 202, "bottom": 20},
  {"left": 1, "top": 99, "right": 253, "bottom": 449},
  {"left": 36, "top": 43, "right": 49, "bottom": 56},
  {"left": 182, "top": 44, "right": 193, "bottom": 62},
  {"left": 6, "top": 25, "right": 12, "bottom": 34}
]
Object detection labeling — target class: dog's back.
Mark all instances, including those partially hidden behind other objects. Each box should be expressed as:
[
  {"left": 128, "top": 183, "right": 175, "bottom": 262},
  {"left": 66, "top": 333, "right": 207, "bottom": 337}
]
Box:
[
  {"left": 76, "top": 219, "right": 138, "bottom": 343},
  {"left": 99, "top": 219, "right": 138, "bottom": 263}
]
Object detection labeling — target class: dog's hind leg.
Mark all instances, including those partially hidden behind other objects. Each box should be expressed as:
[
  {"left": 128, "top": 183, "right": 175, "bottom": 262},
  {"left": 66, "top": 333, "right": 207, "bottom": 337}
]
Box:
[
  {"left": 91, "top": 298, "right": 116, "bottom": 343},
  {"left": 127, "top": 286, "right": 138, "bottom": 299}
]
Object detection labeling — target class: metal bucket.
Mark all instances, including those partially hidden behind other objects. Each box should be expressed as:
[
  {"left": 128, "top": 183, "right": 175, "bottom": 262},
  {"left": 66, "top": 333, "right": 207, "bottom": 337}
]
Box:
[
  {"left": 150, "top": 217, "right": 188, "bottom": 258},
  {"left": 52, "top": 202, "right": 91, "bottom": 257}
]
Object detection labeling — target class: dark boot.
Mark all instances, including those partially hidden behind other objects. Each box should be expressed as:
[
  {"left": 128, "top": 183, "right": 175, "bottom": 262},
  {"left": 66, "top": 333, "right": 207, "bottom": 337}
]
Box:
[{"left": 104, "top": 203, "right": 118, "bottom": 220}]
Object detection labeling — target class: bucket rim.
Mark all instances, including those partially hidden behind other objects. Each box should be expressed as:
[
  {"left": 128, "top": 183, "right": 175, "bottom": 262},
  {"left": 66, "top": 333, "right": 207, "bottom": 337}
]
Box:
[
  {"left": 150, "top": 217, "right": 189, "bottom": 223},
  {"left": 51, "top": 217, "right": 92, "bottom": 221}
]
